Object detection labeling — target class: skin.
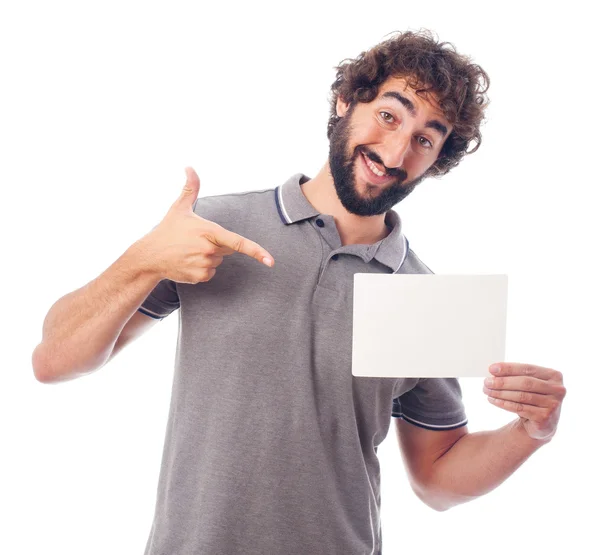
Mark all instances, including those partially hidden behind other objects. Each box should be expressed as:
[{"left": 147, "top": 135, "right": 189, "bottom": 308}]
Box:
[{"left": 300, "top": 75, "right": 567, "bottom": 510}]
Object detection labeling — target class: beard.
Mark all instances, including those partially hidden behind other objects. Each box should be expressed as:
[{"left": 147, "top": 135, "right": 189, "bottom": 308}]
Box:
[{"left": 328, "top": 104, "right": 429, "bottom": 216}]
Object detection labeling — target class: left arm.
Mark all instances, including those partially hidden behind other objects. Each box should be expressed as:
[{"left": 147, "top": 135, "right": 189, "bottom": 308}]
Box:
[{"left": 397, "top": 362, "right": 566, "bottom": 511}]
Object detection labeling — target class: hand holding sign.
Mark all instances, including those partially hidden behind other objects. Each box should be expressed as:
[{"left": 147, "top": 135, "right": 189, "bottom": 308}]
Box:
[{"left": 483, "top": 363, "right": 566, "bottom": 441}]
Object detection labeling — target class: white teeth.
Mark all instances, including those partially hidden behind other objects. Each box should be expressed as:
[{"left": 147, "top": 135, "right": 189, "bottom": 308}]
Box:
[{"left": 364, "top": 153, "right": 386, "bottom": 177}]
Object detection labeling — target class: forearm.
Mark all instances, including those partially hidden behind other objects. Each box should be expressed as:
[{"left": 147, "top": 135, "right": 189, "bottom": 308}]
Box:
[
  {"left": 32, "top": 240, "right": 161, "bottom": 382},
  {"left": 425, "top": 418, "right": 550, "bottom": 511}
]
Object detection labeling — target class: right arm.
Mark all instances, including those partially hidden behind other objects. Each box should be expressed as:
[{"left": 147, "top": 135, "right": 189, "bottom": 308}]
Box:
[
  {"left": 32, "top": 166, "right": 274, "bottom": 384},
  {"left": 31, "top": 242, "right": 162, "bottom": 383}
]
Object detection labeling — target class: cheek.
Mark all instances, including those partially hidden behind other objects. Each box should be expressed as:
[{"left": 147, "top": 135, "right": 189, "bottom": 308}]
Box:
[
  {"left": 408, "top": 152, "right": 438, "bottom": 174},
  {"left": 351, "top": 121, "right": 382, "bottom": 148}
]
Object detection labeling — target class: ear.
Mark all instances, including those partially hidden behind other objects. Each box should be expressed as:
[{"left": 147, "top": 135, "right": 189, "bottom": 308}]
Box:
[{"left": 336, "top": 95, "right": 350, "bottom": 117}]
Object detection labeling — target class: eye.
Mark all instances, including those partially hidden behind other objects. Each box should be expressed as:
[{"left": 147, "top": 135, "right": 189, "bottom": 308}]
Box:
[
  {"left": 379, "top": 111, "right": 395, "bottom": 123},
  {"left": 417, "top": 136, "right": 433, "bottom": 149}
]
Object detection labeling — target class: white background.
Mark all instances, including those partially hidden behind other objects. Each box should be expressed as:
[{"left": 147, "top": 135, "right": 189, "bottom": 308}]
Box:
[{"left": 2, "top": 1, "right": 598, "bottom": 554}]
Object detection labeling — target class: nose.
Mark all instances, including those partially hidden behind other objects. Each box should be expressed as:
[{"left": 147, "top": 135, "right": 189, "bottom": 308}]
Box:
[{"left": 379, "top": 130, "right": 412, "bottom": 170}]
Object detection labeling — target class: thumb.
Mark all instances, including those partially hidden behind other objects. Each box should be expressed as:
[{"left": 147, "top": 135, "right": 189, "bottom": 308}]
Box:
[{"left": 175, "top": 166, "right": 200, "bottom": 210}]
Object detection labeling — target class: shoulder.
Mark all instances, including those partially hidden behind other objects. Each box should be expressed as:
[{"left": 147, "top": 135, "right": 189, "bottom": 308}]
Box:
[
  {"left": 192, "top": 187, "right": 277, "bottom": 231},
  {"left": 403, "top": 246, "right": 435, "bottom": 274}
]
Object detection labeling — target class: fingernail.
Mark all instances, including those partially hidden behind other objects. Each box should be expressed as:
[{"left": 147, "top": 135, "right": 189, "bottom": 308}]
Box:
[
  {"left": 263, "top": 257, "right": 273, "bottom": 267},
  {"left": 490, "top": 365, "right": 501, "bottom": 374}
]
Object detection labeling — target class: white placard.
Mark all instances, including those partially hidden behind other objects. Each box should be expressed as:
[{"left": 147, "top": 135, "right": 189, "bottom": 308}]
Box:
[{"left": 351, "top": 274, "right": 508, "bottom": 377}]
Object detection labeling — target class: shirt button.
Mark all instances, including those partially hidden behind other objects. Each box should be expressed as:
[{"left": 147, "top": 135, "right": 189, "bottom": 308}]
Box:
[
  {"left": 315, "top": 218, "right": 325, "bottom": 227},
  {"left": 331, "top": 254, "right": 339, "bottom": 260}
]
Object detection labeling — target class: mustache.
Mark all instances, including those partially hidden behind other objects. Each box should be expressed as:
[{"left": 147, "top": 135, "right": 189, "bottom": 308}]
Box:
[{"left": 358, "top": 148, "right": 407, "bottom": 181}]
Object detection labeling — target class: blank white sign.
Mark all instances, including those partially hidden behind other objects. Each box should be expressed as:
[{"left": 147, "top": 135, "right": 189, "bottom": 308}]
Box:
[{"left": 351, "top": 274, "right": 508, "bottom": 378}]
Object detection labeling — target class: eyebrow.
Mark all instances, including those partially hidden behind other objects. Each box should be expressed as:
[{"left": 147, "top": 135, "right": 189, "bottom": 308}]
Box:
[{"left": 381, "top": 91, "right": 449, "bottom": 138}]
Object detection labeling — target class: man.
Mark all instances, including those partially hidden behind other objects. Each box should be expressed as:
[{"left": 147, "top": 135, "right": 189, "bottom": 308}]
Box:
[{"left": 33, "top": 30, "right": 566, "bottom": 555}]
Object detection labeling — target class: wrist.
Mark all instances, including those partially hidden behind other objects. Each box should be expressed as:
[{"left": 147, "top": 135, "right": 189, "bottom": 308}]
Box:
[
  {"left": 124, "top": 239, "right": 164, "bottom": 284},
  {"left": 510, "top": 418, "right": 553, "bottom": 447}
]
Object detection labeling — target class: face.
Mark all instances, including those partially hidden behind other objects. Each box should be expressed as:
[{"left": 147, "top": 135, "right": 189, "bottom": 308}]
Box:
[{"left": 328, "top": 76, "right": 453, "bottom": 216}]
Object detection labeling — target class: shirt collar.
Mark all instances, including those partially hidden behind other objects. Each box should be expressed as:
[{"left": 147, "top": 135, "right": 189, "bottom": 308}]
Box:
[
  {"left": 275, "top": 173, "right": 319, "bottom": 224},
  {"left": 274, "top": 173, "right": 409, "bottom": 273}
]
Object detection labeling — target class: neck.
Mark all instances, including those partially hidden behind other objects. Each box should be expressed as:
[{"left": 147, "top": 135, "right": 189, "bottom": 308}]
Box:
[{"left": 301, "top": 162, "right": 391, "bottom": 246}]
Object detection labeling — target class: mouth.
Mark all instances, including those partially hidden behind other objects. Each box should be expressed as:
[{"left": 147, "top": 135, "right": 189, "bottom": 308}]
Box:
[{"left": 359, "top": 151, "right": 395, "bottom": 186}]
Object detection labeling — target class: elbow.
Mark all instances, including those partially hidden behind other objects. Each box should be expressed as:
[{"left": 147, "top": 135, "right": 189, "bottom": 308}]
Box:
[
  {"left": 32, "top": 344, "right": 52, "bottom": 383},
  {"left": 31, "top": 344, "right": 91, "bottom": 384},
  {"left": 412, "top": 481, "right": 464, "bottom": 512},
  {"left": 421, "top": 488, "right": 479, "bottom": 512},
  {"left": 32, "top": 345, "right": 65, "bottom": 384},
  {"left": 425, "top": 498, "right": 453, "bottom": 512},
  {"left": 418, "top": 490, "right": 452, "bottom": 512}
]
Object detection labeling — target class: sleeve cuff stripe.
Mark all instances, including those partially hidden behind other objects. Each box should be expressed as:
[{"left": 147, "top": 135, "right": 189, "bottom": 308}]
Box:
[
  {"left": 137, "top": 306, "right": 164, "bottom": 320},
  {"left": 396, "top": 413, "right": 468, "bottom": 430}
]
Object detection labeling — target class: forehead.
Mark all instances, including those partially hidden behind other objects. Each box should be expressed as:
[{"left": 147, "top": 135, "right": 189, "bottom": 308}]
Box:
[{"left": 375, "top": 76, "right": 449, "bottom": 124}]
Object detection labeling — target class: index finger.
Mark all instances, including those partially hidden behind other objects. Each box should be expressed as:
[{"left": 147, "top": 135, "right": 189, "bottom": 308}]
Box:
[
  {"left": 489, "top": 362, "right": 561, "bottom": 382},
  {"left": 210, "top": 226, "right": 274, "bottom": 267}
]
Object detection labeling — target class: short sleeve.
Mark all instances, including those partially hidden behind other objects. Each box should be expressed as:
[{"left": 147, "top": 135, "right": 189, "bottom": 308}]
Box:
[
  {"left": 392, "top": 377, "right": 468, "bottom": 431},
  {"left": 138, "top": 279, "right": 180, "bottom": 320}
]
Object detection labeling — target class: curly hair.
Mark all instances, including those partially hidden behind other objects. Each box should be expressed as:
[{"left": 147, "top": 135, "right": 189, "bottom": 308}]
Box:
[{"left": 327, "top": 29, "right": 491, "bottom": 177}]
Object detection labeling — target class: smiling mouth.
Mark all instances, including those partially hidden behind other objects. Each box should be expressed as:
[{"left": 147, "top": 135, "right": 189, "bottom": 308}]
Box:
[{"left": 360, "top": 151, "right": 395, "bottom": 185}]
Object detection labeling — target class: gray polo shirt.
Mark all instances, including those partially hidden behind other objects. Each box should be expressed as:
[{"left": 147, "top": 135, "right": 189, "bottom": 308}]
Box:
[{"left": 138, "top": 173, "right": 468, "bottom": 555}]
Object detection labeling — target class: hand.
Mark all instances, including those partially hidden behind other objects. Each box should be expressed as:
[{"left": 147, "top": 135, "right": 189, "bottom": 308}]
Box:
[
  {"left": 136, "top": 167, "right": 275, "bottom": 284},
  {"left": 483, "top": 363, "right": 567, "bottom": 441}
]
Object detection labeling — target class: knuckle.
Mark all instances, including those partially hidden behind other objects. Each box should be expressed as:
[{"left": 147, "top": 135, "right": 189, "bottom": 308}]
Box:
[
  {"left": 231, "top": 235, "right": 245, "bottom": 253},
  {"left": 555, "top": 370, "right": 564, "bottom": 382},
  {"left": 558, "top": 385, "right": 567, "bottom": 399},
  {"left": 194, "top": 272, "right": 207, "bottom": 283},
  {"left": 523, "top": 377, "right": 535, "bottom": 391},
  {"left": 201, "top": 230, "right": 217, "bottom": 245},
  {"left": 552, "top": 384, "right": 566, "bottom": 399},
  {"left": 549, "top": 399, "right": 560, "bottom": 411},
  {"left": 203, "top": 243, "right": 218, "bottom": 256},
  {"left": 197, "top": 254, "right": 211, "bottom": 266},
  {"left": 197, "top": 268, "right": 216, "bottom": 282},
  {"left": 519, "top": 391, "right": 531, "bottom": 404}
]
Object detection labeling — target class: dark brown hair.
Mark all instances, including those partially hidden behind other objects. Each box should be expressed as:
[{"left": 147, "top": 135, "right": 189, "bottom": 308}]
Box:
[{"left": 327, "top": 29, "right": 490, "bottom": 177}]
